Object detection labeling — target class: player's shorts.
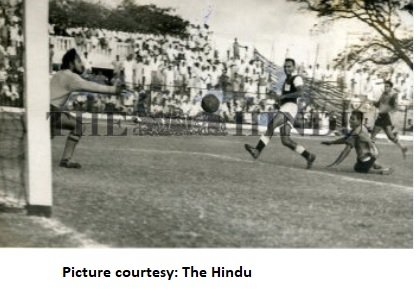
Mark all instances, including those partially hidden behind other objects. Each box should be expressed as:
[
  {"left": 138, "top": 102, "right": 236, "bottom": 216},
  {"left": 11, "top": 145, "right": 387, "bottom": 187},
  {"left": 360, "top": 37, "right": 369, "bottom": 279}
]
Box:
[
  {"left": 374, "top": 113, "right": 392, "bottom": 128},
  {"left": 50, "top": 105, "right": 82, "bottom": 137},
  {"left": 354, "top": 155, "right": 376, "bottom": 173},
  {"left": 278, "top": 102, "right": 298, "bottom": 125}
]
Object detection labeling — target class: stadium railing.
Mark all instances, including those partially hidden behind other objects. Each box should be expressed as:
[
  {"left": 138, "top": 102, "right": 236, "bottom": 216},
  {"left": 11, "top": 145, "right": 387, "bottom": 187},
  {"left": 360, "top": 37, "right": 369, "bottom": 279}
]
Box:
[{"left": 62, "top": 83, "right": 413, "bottom": 137}]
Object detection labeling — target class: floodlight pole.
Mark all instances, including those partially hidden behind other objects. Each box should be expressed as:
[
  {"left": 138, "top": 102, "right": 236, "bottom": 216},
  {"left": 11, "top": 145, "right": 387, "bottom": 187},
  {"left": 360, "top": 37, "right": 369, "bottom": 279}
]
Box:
[{"left": 24, "top": 0, "right": 53, "bottom": 217}]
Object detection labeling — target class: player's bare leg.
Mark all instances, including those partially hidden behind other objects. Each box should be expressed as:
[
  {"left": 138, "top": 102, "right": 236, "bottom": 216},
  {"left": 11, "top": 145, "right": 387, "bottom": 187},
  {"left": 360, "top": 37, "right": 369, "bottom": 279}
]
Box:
[
  {"left": 55, "top": 112, "right": 85, "bottom": 169},
  {"left": 370, "top": 162, "right": 393, "bottom": 175},
  {"left": 60, "top": 133, "right": 82, "bottom": 169},
  {"left": 384, "top": 126, "right": 407, "bottom": 159},
  {"left": 244, "top": 111, "right": 286, "bottom": 159},
  {"left": 280, "top": 125, "right": 316, "bottom": 169},
  {"left": 370, "top": 125, "right": 381, "bottom": 142},
  {"left": 372, "top": 163, "right": 382, "bottom": 169},
  {"left": 244, "top": 112, "right": 316, "bottom": 169}
]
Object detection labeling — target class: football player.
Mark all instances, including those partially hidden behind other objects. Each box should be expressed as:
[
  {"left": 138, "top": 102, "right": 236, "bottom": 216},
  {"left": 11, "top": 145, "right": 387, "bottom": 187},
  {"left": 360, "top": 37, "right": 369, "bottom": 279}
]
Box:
[
  {"left": 370, "top": 80, "right": 407, "bottom": 159},
  {"left": 50, "top": 49, "right": 123, "bottom": 168},
  {"left": 322, "top": 110, "right": 392, "bottom": 175},
  {"left": 244, "top": 58, "right": 316, "bottom": 168}
]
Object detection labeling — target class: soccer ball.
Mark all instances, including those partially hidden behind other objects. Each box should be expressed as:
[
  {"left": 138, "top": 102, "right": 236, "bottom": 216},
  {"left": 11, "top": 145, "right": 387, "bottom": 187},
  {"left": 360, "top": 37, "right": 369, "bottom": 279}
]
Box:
[{"left": 201, "top": 94, "right": 220, "bottom": 113}]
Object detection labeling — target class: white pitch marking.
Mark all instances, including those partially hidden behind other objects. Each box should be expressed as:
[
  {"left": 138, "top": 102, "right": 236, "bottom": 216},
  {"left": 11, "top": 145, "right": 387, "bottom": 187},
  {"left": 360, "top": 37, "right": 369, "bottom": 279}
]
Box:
[
  {"left": 207, "top": 135, "right": 412, "bottom": 147},
  {"left": 31, "top": 217, "right": 108, "bottom": 248},
  {"left": 77, "top": 145, "right": 412, "bottom": 192}
]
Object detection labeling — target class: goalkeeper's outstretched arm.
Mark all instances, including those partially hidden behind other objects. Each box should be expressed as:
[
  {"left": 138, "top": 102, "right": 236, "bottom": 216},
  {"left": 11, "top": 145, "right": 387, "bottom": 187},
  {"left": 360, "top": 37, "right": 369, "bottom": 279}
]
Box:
[{"left": 69, "top": 73, "right": 122, "bottom": 95}]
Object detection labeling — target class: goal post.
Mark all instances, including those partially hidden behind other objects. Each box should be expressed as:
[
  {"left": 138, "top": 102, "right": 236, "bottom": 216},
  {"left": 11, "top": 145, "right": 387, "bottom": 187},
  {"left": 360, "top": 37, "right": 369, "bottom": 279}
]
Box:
[{"left": 24, "top": 0, "right": 53, "bottom": 217}]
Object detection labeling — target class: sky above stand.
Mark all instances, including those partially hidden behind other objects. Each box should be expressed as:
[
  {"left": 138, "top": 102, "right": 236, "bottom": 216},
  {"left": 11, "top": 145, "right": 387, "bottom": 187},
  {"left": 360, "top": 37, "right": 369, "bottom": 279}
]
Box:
[{"left": 95, "top": 0, "right": 412, "bottom": 68}]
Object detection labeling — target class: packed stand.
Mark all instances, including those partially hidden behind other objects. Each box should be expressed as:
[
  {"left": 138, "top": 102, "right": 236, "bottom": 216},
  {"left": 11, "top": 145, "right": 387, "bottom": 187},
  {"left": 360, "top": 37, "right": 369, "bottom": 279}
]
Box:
[
  {"left": 49, "top": 23, "right": 412, "bottom": 132},
  {"left": 0, "top": 0, "right": 24, "bottom": 107},
  {"left": 50, "top": 25, "right": 281, "bottom": 120},
  {"left": 302, "top": 63, "right": 413, "bottom": 106}
]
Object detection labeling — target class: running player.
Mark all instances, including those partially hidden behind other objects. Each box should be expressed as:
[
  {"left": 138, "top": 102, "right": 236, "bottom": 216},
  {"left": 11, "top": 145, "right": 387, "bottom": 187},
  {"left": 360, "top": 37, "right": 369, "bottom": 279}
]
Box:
[
  {"left": 321, "top": 110, "right": 392, "bottom": 175},
  {"left": 244, "top": 58, "right": 316, "bottom": 168},
  {"left": 370, "top": 80, "right": 407, "bottom": 159},
  {"left": 50, "top": 48, "right": 123, "bottom": 168}
]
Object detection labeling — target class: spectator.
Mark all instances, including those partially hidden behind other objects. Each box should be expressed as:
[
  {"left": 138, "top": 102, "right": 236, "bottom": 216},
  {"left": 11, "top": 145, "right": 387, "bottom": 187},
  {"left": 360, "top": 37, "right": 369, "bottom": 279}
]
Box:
[
  {"left": 233, "top": 38, "right": 246, "bottom": 60},
  {"left": 46, "top": 13, "right": 412, "bottom": 129},
  {"left": 94, "top": 70, "right": 108, "bottom": 85},
  {"left": 123, "top": 54, "right": 135, "bottom": 88},
  {"left": 112, "top": 55, "right": 123, "bottom": 77},
  {"left": 163, "top": 64, "right": 175, "bottom": 95},
  {"left": 81, "top": 51, "right": 92, "bottom": 74},
  {"left": 134, "top": 55, "right": 143, "bottom": 87},
  {"left": 0, "top": 0, "right": 23, "bottom": 107}
]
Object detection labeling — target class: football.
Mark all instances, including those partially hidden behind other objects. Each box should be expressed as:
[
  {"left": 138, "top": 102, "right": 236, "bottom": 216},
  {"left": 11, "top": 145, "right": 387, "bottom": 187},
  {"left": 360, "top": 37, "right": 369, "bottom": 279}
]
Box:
[{"left": 201, "top": 94, "right": 220, "bottom": 113}]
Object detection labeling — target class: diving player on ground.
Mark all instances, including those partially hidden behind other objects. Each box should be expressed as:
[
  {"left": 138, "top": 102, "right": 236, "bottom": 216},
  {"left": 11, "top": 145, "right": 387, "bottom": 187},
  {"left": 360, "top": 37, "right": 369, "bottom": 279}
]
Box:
[
  {"left": 244, "top": 58, "right": 316, "bottom": 169},
  {"left": 50, "top": 48, "right": 123, "bottom": 168},
  {"left": 370, "top": 80, "right": 407, "bottom": 159},
  {"left": 322, "top": 110, "right": 392, "bottom": 175}
]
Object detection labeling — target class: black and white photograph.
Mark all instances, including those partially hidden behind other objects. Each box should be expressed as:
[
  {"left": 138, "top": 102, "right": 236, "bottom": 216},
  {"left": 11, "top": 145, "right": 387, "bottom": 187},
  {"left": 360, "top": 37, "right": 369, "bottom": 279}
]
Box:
[{"left": 0, "top": 0, "right": 414, "bottom": 252}]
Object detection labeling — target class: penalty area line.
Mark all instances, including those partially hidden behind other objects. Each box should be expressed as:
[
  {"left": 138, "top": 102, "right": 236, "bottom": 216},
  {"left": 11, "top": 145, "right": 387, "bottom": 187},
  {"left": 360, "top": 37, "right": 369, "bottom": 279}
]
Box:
[{"left": 78, "top": 146, "right": 412, "bottom": 193}]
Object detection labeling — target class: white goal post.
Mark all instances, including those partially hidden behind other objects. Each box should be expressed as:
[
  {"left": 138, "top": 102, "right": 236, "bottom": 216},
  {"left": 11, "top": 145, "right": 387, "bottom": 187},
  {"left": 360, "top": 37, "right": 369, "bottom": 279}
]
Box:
[{"left": 24, "top": 0, "right": 53, "bottom": 217}]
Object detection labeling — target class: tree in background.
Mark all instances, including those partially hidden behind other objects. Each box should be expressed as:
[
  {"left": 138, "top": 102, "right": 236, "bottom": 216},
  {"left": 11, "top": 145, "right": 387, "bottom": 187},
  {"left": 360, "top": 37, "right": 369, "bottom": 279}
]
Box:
[
  {"left": 49, "top": 0, "right": 190, "bottom": 37},
  {"left": 288, "top": 0, "right": 413, "bottom": 70}
]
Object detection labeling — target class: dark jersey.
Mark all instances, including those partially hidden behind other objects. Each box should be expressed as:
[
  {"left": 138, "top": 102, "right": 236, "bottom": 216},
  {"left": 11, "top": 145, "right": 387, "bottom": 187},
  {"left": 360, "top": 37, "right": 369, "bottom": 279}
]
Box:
[
  {"left": 281, "top": 75, "right": 302, "bottom": 105},
  {"left": 373, "top": 91, "right": 397, "bottom": 128},
  {"left": 345, "top": 125, "right": 379, "bottom": 161}
]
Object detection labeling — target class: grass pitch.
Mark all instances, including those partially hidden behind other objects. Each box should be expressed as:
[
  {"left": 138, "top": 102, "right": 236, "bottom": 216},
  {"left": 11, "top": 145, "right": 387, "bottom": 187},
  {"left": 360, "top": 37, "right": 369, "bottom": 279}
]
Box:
[{"left": 44, "top": 130, "right": 412, "bottom": 248}]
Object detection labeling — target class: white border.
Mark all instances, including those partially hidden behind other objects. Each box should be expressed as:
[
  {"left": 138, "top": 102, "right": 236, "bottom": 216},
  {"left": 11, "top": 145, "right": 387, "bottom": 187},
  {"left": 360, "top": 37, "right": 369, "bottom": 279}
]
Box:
[{"left": 1, "top": 1, "right": 417, "bottom": 289}]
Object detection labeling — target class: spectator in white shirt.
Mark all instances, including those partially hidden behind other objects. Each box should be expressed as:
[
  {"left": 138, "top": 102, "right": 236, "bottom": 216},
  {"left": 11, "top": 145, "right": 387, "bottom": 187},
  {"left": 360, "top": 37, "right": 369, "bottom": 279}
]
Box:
[
  {"left": 305, "top": 65, "right": 313, "bottom": 79},
  {"left": 323, "top": 65, "right": 334, "bottom": 82},
  {"left": 209, "top": 66, "right": 219, "bottom": 88},
  {"left": 81, "top": 51, "right": 92, "bottom": 74},
  {"left": 112, "top": 55, "right": 123, "bottom": 77},
  {"left": 0, "top": 65, "right": 7, "bottom": 85},
  {"left": 178, "top": 61, "right": 188, "bottom": 86},
  {"left": 123, "top": 54, "right": 135, "bottom": 88},
  {"left": 163, "top": 65, "right": 175, "bottom": 95},
  {"left": 134, "top": 55, "right": 143, "bottom": 87}
]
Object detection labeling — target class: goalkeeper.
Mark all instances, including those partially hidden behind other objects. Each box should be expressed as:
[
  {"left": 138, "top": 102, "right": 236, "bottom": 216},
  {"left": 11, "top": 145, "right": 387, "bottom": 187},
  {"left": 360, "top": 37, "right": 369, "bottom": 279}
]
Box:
[{"left": 50, "top": 48, "right": 124, "bottom": 169}]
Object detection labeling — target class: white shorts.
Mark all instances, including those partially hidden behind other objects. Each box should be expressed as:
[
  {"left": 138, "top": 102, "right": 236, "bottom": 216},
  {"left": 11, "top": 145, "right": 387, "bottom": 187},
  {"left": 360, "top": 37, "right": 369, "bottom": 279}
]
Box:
[{"left": 279, "top": 102, "right": 298, "bottom": 125}]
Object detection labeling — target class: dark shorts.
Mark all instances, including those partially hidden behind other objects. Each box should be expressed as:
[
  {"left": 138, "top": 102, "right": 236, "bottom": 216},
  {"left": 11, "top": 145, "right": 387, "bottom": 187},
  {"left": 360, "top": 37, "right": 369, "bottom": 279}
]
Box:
[
  {"left": 50, "top": 105, "right": 74, "bottom": 127},
  {"left": 50, "top": 105, "right": 82, "bottom": 137},
  {"left": 374, "top": 113, "right": 392, "bottom": 128},
  {"left": 354, "top": 156, "right": 376, "bottom": 173}
]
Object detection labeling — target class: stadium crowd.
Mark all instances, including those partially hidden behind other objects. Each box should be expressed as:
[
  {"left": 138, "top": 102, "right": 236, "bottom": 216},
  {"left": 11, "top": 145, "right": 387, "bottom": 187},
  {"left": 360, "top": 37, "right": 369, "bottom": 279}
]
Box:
[
  {"left": 0, "top": 1, "right": 412, "bottom": 131},
  {"left": 50, "top": 24, "right": 304, "bottom": 124},
  {"left": 50, "top": 23, "right": 412, "bottom": 115},
  {"left": 0, "top": 0, "right": 24, "bottom": 107},
  {"left": 304, "top": 63, "right": 412, "bottom": 103}
]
